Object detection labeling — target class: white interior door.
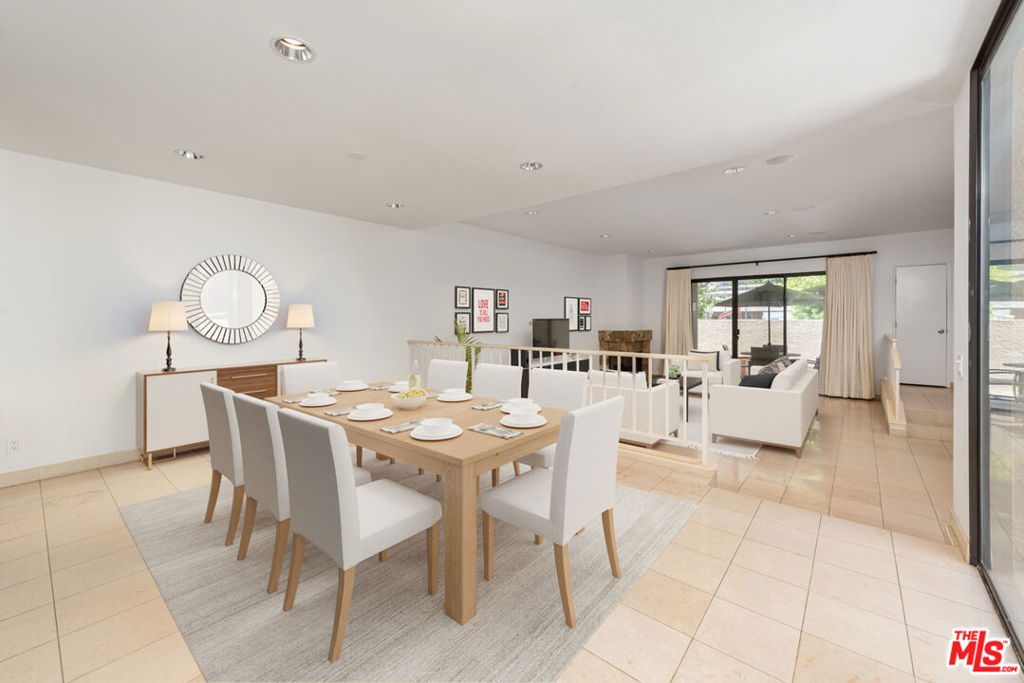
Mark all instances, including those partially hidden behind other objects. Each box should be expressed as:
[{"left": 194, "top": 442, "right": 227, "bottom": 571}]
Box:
[{"left": 895, "top": 264, "right": 948, "bottom": 386}]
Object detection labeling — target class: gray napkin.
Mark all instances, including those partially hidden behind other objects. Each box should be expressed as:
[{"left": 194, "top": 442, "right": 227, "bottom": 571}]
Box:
[
  {"left": 325, "top": 407, "right": 355, "bottom": 416},
  {"left": 472, "top": 401, "right": 504, "bottom": 411},
  {"left": 382, "top": 419, "right": 423, "bottom": 434},
  {"left": 468, "top": 423, "right": 522, "bottom": 439}
]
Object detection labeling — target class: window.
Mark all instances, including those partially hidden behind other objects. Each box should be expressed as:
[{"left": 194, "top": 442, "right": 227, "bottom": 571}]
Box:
[{"left": 691, "top": 272, "right": 825, "bottom": 362}]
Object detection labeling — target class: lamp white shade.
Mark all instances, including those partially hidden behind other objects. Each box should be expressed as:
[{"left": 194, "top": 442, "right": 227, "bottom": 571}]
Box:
[
  {"left": 149, "top": 301, "right": 187, "bottom": 332},
  {"left": 287, "top": 304, "right": 315, "bottom": 329}
]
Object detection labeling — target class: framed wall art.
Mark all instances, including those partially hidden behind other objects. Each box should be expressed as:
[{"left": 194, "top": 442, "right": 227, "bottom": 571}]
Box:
[
  {"left": 584, "top": 316, "right": 592, "bottom": 331},
  {"left": 579, "top": 298, "right": 591, "bottom": 315},
  {"left": 454, "top": 285, "right": 471, "bottom": 309},
  {"left": 496, "top": 289, "right": 509, "bottom": 309},
  {"left": 471, "top": 287, "right": 495, "bottom": 333},
  {"left": 455, "top": 311, "right": 471, "bottom": 332},
  {"left": 496, "top": 312, "right": 509, "bottom": 333},
  {"left": 564, "top": 296, "right": 579, "bottom": 331}
]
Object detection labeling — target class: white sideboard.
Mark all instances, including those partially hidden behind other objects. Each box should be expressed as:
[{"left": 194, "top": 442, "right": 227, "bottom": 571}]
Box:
[{"left": 136, "top": 359, "right": 325, "bottom": 468}]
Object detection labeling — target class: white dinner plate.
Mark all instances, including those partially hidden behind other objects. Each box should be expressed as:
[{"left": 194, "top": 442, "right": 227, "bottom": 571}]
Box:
[
  {"left": 500, "top": 414, "right": 547, "bottom": 429},
  {"left": 437, "top": 393, "right": 472, "bottom": 402},
  {"left": 300, "top": 397, "right": 337, "bottom": 407},
  {"left": 410, "top": 425, "right": 464, "bottom": 441},
  {"left": 348, "top": 408, "right": 394, "bottom": 421},
  {"left": 337, "top": 383, "right": 369, "bottom": 392}
]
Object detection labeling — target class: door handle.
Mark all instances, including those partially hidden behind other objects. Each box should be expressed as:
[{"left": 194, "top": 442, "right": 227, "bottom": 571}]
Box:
[{"left": 938, "top": 329, "right": 946, "bottom": 334}]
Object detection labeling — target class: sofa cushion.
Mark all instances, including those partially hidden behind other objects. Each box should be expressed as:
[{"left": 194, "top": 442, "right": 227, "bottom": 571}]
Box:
[
  {"left": 690, "top": 349, "right": 719, "bottom": 371},
  {"left": 759, "top": 356, "right": 792, "bottom": 375},
  {"left": 771, "top": 359, "right": 807, "bottom": 391},
  {"left": 740, "top": 373, "right": 775, "bottom": 388}
]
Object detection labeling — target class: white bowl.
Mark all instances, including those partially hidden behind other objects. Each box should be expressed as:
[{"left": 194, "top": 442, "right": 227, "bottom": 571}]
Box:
[
  {"left": 392, "top": 395, "right": 426, "bottom": 410},
  {"left": 507, "top": 402, "right": 541, "bottom": 416},
  {"left": 420, "top": 417, "right": 453, "bottom": 435},
  {"left": 504, "top": 397, "right": 532, "bottom": 407},
  {"left": 356, "top": 402, "right": 383, "bottom": 412}
]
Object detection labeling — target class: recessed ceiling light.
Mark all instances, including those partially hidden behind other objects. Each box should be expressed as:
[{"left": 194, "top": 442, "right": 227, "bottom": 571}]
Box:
[
  {"left": 766, "top": 154, "right": 795, "bottom": 166},
  {"left": 524, "top": 209, "right": 539, "bottom": 216},
  {"left": 272, "top": 36, "right": 315, "bottom": 63},
  {"left": 386, "top": 202, "right": 404, "bottom": 209},
  {"left": 346, "top": 151, "right": 367, "bottom": 160},
  {"left": 520, "top": 161, "right": 544, "bottom": 172},
  {"left": 174, "top": 148, "right": 204, "bottom": 160},
  {"left": 722, "top": 166, "right": 746, "bottom": 175},
  {"left": 764, "top": 209, "right": 777, "bottom": 216},
  {"left": 601, "top": 234, "right": 610, "bottom": 239},
  {"left": 786, "top": 233, "right": 797, "bottom": 239},
  {"left": 648, "top": 249, "right": 656, "bottom": 254}
]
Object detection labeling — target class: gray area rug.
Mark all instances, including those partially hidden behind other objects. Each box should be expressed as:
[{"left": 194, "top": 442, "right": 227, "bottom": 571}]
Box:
[{"left": 121, "top": 459, "right": 695, "bottom": 682}]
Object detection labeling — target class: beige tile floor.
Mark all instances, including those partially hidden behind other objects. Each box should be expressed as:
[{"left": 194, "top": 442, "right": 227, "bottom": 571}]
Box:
[
  {"left": 631, "top": 389, "right": 956, "bottom": 544},
  {"left": 0, "top": 392, "right": 996, "bottom": 682}
]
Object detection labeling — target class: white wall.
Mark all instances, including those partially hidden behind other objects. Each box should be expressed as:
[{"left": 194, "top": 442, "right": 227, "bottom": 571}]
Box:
[
  {"left": 952, "top": 74, "right": 971, "bottom": 538},
  {"left": 0, "top": 150, "right": 632, "bottom": 473},
  {"left": 636, "top": 229, "right": 956, "bottom": 390}
]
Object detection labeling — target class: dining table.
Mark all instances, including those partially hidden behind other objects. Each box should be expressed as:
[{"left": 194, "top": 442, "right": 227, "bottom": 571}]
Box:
[{"left": 267, "top": 383, "right": 564, "bottom": 625}]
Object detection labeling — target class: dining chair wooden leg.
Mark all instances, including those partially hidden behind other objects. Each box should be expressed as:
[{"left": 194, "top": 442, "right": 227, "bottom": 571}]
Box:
[
  {"left": 601, "top": 509, "right": 621, "bottom": 578},
  {"left": 418, "top": 468, "right": 425, "bottom": 475},
  {"left": 237, "top": 496, "right": 258, "bottom": 560},
  {"left": 204, "top": 470, "right": 222, "bottom": 523},
  {"left": 482, "top": 512, "right": 494, "bottom": 581},
  {"left": 436, "top": 474, "right": 442, "bottom": 483},
  {"left": 328, "top": 567, "right": 356, "bottom": 663},
  {"left": 355, "top": 446, "right": 363, "bottom": 468},
  {"left": 267, "top": 518, "right": 290, "bottom": 594},
  {"left": 534, "top": 534, "right": 542, "bottom": 545},
  {"left": 427, "top": 521, "right": 440, "bottom": 595},
  {"left": 553, "top": 543, "right": 576, "bottom": 627},
  {"left": 378, "top": 549, "right": 388, "bottom": 562},
  {"left": 389, "top": 457, "right": 395, "bottom": 464},
  {"left": 491, "top": 468, "right": 500, "bottom": 488},
  {"left": 225, "top": 485, "right": 245, "bottom": 546},
  {"left": 513, "top": 462, "right": 521, "bottom": 476},
  {"left": 283, "top": 533, "right": 306, "bottom": 612}
]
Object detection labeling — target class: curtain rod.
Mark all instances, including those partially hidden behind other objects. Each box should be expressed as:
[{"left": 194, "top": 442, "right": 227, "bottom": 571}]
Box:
[{"left": 666, "top": 250, "right": 878, "bottom": 271}]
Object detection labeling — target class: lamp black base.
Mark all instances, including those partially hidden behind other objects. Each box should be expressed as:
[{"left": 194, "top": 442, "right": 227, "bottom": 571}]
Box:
[{"left": 296, "top": 328, "right": 306, "bottom": 362}]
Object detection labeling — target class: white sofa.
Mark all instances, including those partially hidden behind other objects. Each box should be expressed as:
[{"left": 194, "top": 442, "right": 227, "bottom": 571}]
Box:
[
  {"left": 709, "top": 360, "right": 818, "bottom": 455},
  {"left": 587, "top": 377, "right": 680, "bottom": 442},
  {"left": 679, "top": 350, "right": 741, "bottom": 387}
]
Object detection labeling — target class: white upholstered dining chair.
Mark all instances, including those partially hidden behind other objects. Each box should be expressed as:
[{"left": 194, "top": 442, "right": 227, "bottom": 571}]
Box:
[
  {"left": 519, "top": 369, "right": 589, "bottom": 470},
  {"left": 200, "top": 383, "right": 246, "bottom": 546},
  {"left": 426, "top": 358, "right": 468, "bottom": 392},
  {"left": 480, "top": 396, "right": 625, "bottom": 627},
  {"left": 232, "top": 395, "right": 374, "bottom": 593},
  {"left": 277, "top": 410, "right": 442, "bottom": 662},
  {"left": 279, "top": 361, "right": 341, "bottom": 395},
  {"left": 471, "top": 362, "right": 523, "bottom": 400}
]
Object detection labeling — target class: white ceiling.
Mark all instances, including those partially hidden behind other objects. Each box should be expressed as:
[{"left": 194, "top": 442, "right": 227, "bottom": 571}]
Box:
[{"left": 0, "top": 1, "right": 998, "bottom": 243}]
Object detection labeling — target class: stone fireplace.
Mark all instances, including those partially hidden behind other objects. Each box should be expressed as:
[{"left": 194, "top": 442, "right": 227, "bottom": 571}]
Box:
[{"left": 598, "top": 330, "right": 652, "bottom": 373}]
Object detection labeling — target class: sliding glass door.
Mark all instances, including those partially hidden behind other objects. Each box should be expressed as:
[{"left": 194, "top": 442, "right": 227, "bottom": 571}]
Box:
[
  {"left": 977, "top": 0, "right": 1024, "bottom": 648},
  {"left": 691, "top": 272, "right": 825, "bottom": 363}
]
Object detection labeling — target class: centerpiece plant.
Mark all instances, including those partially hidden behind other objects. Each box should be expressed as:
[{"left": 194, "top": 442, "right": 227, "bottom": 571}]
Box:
[{"left": 433, "top": 316, "right": 481, "bottom": 393}]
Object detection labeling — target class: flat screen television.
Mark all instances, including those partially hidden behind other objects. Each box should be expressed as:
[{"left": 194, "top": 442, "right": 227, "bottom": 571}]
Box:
[{"left": 532, "top": 318, "right": 569, "bottom": 350}]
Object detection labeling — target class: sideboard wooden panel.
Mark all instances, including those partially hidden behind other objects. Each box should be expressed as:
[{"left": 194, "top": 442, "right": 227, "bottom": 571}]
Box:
[{"left": 137, "top": 359, "right": 325, "bottom": 468}]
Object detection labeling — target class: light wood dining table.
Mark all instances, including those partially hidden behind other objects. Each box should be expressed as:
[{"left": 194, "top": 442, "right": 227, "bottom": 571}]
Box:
[{"left": 267, "top": 384, "right": 563, "bottom": 624}]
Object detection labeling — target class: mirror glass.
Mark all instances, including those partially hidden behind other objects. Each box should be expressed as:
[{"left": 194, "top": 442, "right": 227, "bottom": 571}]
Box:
[{"left": 199, "top": 270, "right": 267, "bottom": 328}]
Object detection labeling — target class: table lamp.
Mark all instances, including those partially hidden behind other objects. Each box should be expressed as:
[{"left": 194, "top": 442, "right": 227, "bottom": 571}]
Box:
[
  {"left": 287, "top": 304, "right": 315, "bottom": 361},
  {"left": 149, "top": 301, "right": 187, "bottom": 372}
]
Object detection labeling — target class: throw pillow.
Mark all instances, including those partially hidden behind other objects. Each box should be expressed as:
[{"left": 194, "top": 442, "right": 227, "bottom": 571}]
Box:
[
  {"left": 758, "top": 356, "right": 791, "bottom": 375},
  {"left": 690, "top": 349, "right": 720, "bottom": 371},
  {"left": 740, "top": 373, "right": 775, "bottom": 388}
]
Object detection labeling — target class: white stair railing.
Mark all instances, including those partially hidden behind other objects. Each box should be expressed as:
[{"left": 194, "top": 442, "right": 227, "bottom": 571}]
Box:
[
  {"left": 881, "top": 333, "right": 906, "bottom": 432},
  {"left": 408, "top": 339, "right": 713, "bottom": 466}
]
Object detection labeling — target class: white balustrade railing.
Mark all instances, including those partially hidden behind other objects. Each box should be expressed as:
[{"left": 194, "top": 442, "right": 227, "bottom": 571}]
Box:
[
  {"left": 408, "top": 339, "right": 713, "bottom": 466},
  {"left": 882, "top": 334, "right": 905, "bottom": 429}
]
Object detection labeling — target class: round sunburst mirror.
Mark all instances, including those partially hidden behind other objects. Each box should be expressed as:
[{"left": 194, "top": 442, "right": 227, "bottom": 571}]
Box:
[{"left": 180, "top": 254, "right": 280, "bottom": 344}]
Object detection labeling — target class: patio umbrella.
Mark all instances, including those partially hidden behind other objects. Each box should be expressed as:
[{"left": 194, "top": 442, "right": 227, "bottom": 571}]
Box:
[{"left": 713, "top": 281, "right": 823, "bottom": 343}]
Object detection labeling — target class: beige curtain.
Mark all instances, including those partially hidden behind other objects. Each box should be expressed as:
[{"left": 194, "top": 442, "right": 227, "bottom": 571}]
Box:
[
  {"left": 820, "top": 254, "right": 874, "bottom": 399},
  {"left": 663, "top": 269, "right": 694, "bottom": 355}
]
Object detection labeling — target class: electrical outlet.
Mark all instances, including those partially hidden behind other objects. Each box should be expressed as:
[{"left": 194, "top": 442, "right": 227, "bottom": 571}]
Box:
[{"left": 5, "top": 438, "right": 22, "bottom": 455}]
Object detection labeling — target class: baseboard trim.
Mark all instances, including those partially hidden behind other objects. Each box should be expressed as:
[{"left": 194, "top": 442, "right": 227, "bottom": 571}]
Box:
[
  {"left": 948, "top": 511, "right": 969, "bottom": 561},
  {"left": 0, "top": 449, "right": 139, "bottom": 489}
]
